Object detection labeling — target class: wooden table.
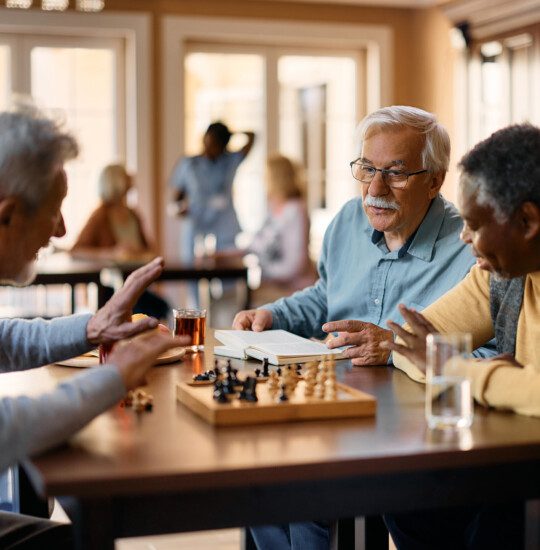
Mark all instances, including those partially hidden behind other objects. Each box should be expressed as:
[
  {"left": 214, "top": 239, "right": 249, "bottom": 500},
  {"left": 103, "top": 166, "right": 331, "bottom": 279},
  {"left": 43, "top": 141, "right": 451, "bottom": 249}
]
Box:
[
  {"left": 33, "top": 254, "right": 251, "bottom": 312},
  {"left": 6, "top": 332, "right": 540, "bottom": 549}
]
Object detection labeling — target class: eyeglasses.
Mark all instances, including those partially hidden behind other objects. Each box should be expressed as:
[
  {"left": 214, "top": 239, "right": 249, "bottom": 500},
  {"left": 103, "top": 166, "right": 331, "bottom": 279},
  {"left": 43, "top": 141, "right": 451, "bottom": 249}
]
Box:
[{"left": 349, "top": 160, "right": 428, "bottom": 189}]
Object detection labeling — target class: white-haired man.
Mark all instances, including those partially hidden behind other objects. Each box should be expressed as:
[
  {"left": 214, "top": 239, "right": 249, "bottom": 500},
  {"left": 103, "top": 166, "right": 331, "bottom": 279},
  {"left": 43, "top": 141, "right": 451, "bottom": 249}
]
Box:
[
  {"left": 0, "top": 109, "right": 185, "bottom": 549},
  {"left": 243, "top": 106, "right": 495, "bottom": 550}
]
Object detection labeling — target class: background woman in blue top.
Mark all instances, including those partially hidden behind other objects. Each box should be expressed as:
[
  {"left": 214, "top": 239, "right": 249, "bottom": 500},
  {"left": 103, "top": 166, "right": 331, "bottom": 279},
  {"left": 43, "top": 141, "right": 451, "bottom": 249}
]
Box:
[{"left": 170, "top": 121, "right": 255, "bottom": 263}]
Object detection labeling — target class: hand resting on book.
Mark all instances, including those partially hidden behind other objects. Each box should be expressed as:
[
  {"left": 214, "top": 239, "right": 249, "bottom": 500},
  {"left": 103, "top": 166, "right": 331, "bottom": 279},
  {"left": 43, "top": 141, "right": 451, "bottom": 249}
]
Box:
[{"left": 232, "top": 308, "right": 273, "bottom": 331}]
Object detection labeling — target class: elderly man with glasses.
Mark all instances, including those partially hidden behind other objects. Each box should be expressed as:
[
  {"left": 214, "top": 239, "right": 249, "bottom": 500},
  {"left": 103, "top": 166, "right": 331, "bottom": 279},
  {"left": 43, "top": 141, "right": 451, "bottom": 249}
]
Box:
[
  {"left": 234, "top": 105, "right": 490, "bottom": 366},
  {"left": 236, "top": 105, "right": 494, "bottom": 550}
]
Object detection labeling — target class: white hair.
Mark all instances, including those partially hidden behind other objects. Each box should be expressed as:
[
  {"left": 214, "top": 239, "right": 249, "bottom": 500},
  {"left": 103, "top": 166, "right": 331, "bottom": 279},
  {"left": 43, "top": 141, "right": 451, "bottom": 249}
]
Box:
[
  {"left": 98, "top": 164, "right": 129, "bottom": 204},
  {"left": 0, "top": 106, "right": 78, "bottom": 210},
  {"left": 355, "top": 105, "right": 450, "bottom": 173}
]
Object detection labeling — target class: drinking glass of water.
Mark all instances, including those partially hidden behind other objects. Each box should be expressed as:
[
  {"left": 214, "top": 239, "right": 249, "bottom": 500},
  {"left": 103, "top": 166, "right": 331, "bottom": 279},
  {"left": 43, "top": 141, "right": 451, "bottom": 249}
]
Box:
[{"left": 425, "top": 333, "right": 473, "bottom": 430}]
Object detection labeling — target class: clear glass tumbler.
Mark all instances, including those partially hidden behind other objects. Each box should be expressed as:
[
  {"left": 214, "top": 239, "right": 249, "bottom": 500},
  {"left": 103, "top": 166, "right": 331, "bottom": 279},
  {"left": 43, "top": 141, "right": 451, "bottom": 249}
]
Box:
[{"left": 425, "top": 333, "right": 473, "bottom": 429}]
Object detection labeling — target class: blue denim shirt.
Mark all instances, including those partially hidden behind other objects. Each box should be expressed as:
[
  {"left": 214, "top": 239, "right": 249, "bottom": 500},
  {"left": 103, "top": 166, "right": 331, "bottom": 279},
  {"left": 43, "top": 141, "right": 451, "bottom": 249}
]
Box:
[{"left": 264, "top": 195, "right": 490, "bottom": 356}]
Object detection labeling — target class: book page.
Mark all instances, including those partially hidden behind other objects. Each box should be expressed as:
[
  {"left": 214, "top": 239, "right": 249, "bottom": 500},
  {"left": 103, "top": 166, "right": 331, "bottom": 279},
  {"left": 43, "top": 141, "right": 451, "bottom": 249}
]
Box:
[
  {"left": 214, "top": 329, "right": 307, "bottom": 349},
  {"left": 251, "top": 341, "right": 341, "bottom": 357}
]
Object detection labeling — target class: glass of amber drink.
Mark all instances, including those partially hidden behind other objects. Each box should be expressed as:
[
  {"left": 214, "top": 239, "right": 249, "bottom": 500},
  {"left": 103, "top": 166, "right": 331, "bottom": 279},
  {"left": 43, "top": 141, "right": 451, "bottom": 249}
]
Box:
[
  {"left": 173, "top": 308, "right": 206, "bottom": 352},
  {"left": 99, "top": 342, "right": 114, "bottom": 364}
]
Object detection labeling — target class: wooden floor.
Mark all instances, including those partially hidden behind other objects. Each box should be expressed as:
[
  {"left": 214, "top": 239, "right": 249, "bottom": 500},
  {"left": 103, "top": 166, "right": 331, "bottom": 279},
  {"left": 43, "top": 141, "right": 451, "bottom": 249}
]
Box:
[{"left": 116, "top": 529, "right": 241, "bottom": 550}]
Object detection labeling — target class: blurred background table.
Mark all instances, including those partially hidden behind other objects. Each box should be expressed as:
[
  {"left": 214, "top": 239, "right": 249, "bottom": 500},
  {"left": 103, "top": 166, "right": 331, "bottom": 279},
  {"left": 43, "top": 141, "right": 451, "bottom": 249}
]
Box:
[
  {"left": 3, "top": 331, "right": 540, "bottom": 550},
  {"left": 26, "top": 253, "right": 251, "bottom": 315}
]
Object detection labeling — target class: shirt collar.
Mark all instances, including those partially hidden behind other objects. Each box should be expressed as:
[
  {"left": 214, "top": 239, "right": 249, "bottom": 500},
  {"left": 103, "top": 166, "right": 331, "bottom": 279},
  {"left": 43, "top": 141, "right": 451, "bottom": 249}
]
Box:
[{"left": 369, "top": 194, "right": 446, "bottom": 262}]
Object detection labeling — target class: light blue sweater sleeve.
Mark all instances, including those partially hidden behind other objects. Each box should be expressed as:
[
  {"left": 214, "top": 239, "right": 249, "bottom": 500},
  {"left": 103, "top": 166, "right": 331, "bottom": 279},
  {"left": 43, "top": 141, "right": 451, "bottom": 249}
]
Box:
[
  {"left": 0, "top": 366, "right": 126, "bottom": 472},
  {"left": 0, "top": 314, "right": 93, "bottom": 373}
]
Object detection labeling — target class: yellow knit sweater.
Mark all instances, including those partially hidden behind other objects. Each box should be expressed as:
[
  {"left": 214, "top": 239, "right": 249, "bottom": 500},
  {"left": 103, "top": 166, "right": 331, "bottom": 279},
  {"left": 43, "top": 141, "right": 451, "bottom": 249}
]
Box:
[{"left": 393, "top": 265, "right": 540, "bottom": 417}]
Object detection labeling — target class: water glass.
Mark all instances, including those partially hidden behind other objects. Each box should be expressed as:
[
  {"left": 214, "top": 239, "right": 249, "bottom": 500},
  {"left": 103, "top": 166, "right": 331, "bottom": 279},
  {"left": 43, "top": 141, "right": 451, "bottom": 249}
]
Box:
[{"left": 425, "top": 333, "right": 473, "bottom": 429}]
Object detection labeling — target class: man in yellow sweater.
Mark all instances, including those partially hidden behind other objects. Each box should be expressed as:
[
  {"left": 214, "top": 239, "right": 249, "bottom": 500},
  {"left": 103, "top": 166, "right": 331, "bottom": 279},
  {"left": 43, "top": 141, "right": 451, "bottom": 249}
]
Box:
[{"left": 382, "top": 123, "right": 540, "bottom": 548}]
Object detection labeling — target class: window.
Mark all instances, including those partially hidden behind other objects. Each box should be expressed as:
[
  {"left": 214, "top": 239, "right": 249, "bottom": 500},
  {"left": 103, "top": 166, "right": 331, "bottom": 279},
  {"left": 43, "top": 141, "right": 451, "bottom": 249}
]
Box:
[
  {"left": 184, "top": 46, "right": 359, "bottom": 255},
  {"left": 0, "top": 45, "right": 10, "bottom": 110},
  {"left": 30, "top": 42, "right": 123, "bottom": 246},
  {"left": 465, "top": 32, "right": 536, "bottom": 147}
]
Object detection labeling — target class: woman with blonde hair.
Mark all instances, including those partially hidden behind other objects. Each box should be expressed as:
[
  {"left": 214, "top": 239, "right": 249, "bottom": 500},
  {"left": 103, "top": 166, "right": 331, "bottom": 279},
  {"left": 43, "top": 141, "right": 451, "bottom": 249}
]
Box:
[
  {"left": 72, "top": 163, "right": 169, "bottom": 319},
  {"left": 247, "top": 154, "right": 314, "bottom": 289}
]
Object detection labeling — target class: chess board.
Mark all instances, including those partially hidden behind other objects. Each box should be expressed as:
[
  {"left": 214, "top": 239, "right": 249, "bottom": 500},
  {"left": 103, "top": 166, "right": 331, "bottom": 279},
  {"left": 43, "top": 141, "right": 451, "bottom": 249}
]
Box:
[{"left": 176, "top": 379, "right": 376, "bottom": 426}]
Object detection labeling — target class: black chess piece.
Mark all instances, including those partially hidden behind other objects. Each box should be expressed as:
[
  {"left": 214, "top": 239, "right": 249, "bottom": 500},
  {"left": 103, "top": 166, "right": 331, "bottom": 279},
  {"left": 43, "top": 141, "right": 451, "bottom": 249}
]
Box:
[
  {"left": 232, "top": 369, "right": 243, "bottom": 387},
  {"left": 213, "top": 380, "right": 229, "bottom": 403},
  {"left": 254, "top": 368, "right": 261, "bottom": 378},
  {"left": 238, "top": 376, "right": 258, "bottom": 402},
  {"left": 222, "top": 369, "right": 236, "bottom": 395},
  {"left": 278, "top": 382, "right": 288, "bottom": 402},
  {"left": 262, "top": 358, "right": 270, "bottom": 377},
  {"left": 276, "top": 367, "right": 282, "bottom": 376},
  {"left": 193, "top": 373, "right": 210, "bottom": 382},
  {"left": 296, "top": 364, "right": 302, "bottom": 376}
]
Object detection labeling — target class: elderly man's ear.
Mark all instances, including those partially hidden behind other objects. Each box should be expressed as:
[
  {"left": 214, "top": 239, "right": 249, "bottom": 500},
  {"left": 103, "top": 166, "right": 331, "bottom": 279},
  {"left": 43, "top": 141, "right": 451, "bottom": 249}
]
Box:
[
  {"left": 518, "top": 201, "right": 540, "bottom": 241},
  {"left": 427, "top": 171, "right": 446, "bottom": 199},
  {"left": 0, "top": 198, "right": 18, "bottom": 227}
]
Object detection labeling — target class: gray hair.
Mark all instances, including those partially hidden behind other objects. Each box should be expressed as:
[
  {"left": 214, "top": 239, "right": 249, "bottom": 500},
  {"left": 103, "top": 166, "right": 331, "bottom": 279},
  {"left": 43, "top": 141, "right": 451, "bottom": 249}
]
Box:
[
  {"left": 459, "top": 123, "right": 540, "bottom": 222},
  {"left": 0, "top": 106, "right": 78, "bottom": 210},
  {"left": 355, "top": 105, "right": 450, "bottom": 173},
  {"left": 98, "top": 163, "right": 129, "bottom": 204}
]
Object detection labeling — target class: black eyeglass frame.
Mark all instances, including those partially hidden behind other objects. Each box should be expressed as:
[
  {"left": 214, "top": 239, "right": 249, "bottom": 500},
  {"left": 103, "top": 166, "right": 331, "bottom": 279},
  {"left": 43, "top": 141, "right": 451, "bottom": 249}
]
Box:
[{"left": 349, "top": 160, "right": 428, "bottom": 189}]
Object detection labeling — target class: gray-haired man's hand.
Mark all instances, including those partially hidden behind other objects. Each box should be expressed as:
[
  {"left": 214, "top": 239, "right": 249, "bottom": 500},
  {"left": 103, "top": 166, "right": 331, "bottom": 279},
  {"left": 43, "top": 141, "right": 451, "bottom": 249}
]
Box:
[{"left": 86, "top": 257, "right": 165, "bottom": 345}]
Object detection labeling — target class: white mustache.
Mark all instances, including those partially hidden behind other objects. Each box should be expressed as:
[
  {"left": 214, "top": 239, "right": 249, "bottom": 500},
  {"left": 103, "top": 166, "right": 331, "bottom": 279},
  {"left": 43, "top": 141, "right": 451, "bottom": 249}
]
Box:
[{"left": 364, "top": 195, "right": 401, "bottom": 211}]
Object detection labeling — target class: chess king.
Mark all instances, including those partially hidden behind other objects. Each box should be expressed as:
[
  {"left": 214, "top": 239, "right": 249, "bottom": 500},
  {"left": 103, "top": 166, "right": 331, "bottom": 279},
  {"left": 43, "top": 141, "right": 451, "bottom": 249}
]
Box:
[{"left": 238, "top": 106, "right": 496, "bottom": 550}]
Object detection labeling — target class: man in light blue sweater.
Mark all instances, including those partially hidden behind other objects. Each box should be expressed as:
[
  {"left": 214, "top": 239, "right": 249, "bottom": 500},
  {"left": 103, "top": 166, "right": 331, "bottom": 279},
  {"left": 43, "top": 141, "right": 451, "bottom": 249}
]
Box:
[
  {"left": 0, "top": 108, "right": 184, "bottom": 548},
  {"left": 234, "top": 106, "right": 493, "bottom": 550}
]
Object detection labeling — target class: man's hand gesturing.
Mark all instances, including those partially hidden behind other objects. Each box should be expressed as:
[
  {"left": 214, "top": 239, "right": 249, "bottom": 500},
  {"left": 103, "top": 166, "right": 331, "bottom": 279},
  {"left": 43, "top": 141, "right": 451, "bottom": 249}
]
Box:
[{"left": 86, "top": 257, "right": 165, "bottom": 345}]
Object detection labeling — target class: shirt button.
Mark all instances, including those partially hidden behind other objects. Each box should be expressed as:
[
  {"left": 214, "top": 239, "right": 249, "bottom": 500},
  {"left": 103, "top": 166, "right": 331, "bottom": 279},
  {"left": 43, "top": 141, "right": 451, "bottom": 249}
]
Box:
[{"left": 374, "top": 299, "right": 380, "bottom": 305}]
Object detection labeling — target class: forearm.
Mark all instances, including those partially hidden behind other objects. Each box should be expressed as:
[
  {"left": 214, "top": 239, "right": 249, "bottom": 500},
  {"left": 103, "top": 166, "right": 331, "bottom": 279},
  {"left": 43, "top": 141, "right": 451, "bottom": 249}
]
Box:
[
  {"left": 0, "top": 366, "right": 125, "bottom": 471},
  {"left": 264, "top": 281, "right": 327, "bottom": 338},
  {"left": 455, "top": 358, "right": 540, "bottom": 417},
  {"left": 0, "top": 315, "right": 92, "bottom": 372}
]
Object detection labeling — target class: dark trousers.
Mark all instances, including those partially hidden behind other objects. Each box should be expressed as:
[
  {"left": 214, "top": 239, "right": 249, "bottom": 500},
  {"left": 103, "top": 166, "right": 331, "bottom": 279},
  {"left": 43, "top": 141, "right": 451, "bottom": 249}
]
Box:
[
  {"left": 384, "top": 502, "right": 525, "bottom": 550},
  {"left": 0, "top": 511, "right": 73, "bottom": 549}
]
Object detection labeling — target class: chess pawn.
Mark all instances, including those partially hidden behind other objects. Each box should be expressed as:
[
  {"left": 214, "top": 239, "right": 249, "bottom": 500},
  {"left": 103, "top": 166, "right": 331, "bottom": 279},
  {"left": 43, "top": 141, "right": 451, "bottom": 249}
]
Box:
[
  {"left": 277, "top": 382, "right": 289, "bottom": 402},
  {"left": 283, "top": 366, "right": 296, "bottom": 394},
  {"left": 267, "top": 371, "right": 279, "bottom": 394},
  {"left": 290, "top": 364, "right": 300, "bottom": 390},
  {"left": 324, "top": 374, "right": 337, "bottom": 400},
  {"left": 304, "top": 375, "right": 316, "bottom": 397},
  {"left": 314, "top": 362, "right": 327, "bottom": 398},
  {"left": 262, "top": 358, "right": 270, "bottom": 378}
]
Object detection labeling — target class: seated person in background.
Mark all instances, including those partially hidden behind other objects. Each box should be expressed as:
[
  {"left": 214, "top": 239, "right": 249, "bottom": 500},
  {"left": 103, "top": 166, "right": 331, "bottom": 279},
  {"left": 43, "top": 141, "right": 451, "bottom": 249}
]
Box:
[
  {"left": 71, "top": 164, "right": 170, "bottom": 320},
  {"left": 249, "top": 154, "right": 315, "bottom": 290},
  {"left": 0, "top": 108, "right": 184, "bottom": 549},
  {"left": 241, "top": 105, "right": 495, "bottom": 550},
  {"left": 219, "top": 154, "right": 316, "bottom": 297},
  {"left": 382, "top": 123, "right": 540, "bottom": 550}
]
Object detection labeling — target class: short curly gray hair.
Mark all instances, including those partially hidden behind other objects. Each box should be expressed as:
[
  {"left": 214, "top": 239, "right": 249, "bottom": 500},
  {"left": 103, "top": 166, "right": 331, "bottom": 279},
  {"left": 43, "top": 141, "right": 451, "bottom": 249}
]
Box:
[
  {"left": 459, "top": 123, "right": 540, "bottom": 222},
  {"left": 0, "top": 107, "right": 78, "bottom": 210},
  {"left": 355, "top": 105, "right": 450, "bottom": 173}
]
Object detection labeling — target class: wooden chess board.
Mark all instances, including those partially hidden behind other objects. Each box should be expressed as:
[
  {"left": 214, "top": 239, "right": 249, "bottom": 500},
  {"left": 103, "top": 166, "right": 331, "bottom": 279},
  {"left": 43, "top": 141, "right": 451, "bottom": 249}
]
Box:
[{"left": 176, "top": 379, "right": 376, "bottom": 426}]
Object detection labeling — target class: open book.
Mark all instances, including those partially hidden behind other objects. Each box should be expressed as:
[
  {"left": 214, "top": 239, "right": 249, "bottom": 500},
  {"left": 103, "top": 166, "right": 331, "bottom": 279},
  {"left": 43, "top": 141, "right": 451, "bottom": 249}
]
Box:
[{"left": 214, "top": 329, "right": 346, "bottom": 365}]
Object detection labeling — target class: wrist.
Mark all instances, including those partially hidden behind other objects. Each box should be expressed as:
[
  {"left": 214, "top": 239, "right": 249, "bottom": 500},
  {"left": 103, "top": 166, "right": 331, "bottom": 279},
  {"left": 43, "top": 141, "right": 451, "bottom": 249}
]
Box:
[{"left": 86, "top": 315, "right": 102, "bottom": 345}]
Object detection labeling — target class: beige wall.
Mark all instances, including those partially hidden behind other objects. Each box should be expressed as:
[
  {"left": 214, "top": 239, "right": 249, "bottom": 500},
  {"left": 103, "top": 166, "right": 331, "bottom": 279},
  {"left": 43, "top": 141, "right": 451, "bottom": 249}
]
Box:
[{"left": 102, "top": 0, "right": 455, "bottom": 246}]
